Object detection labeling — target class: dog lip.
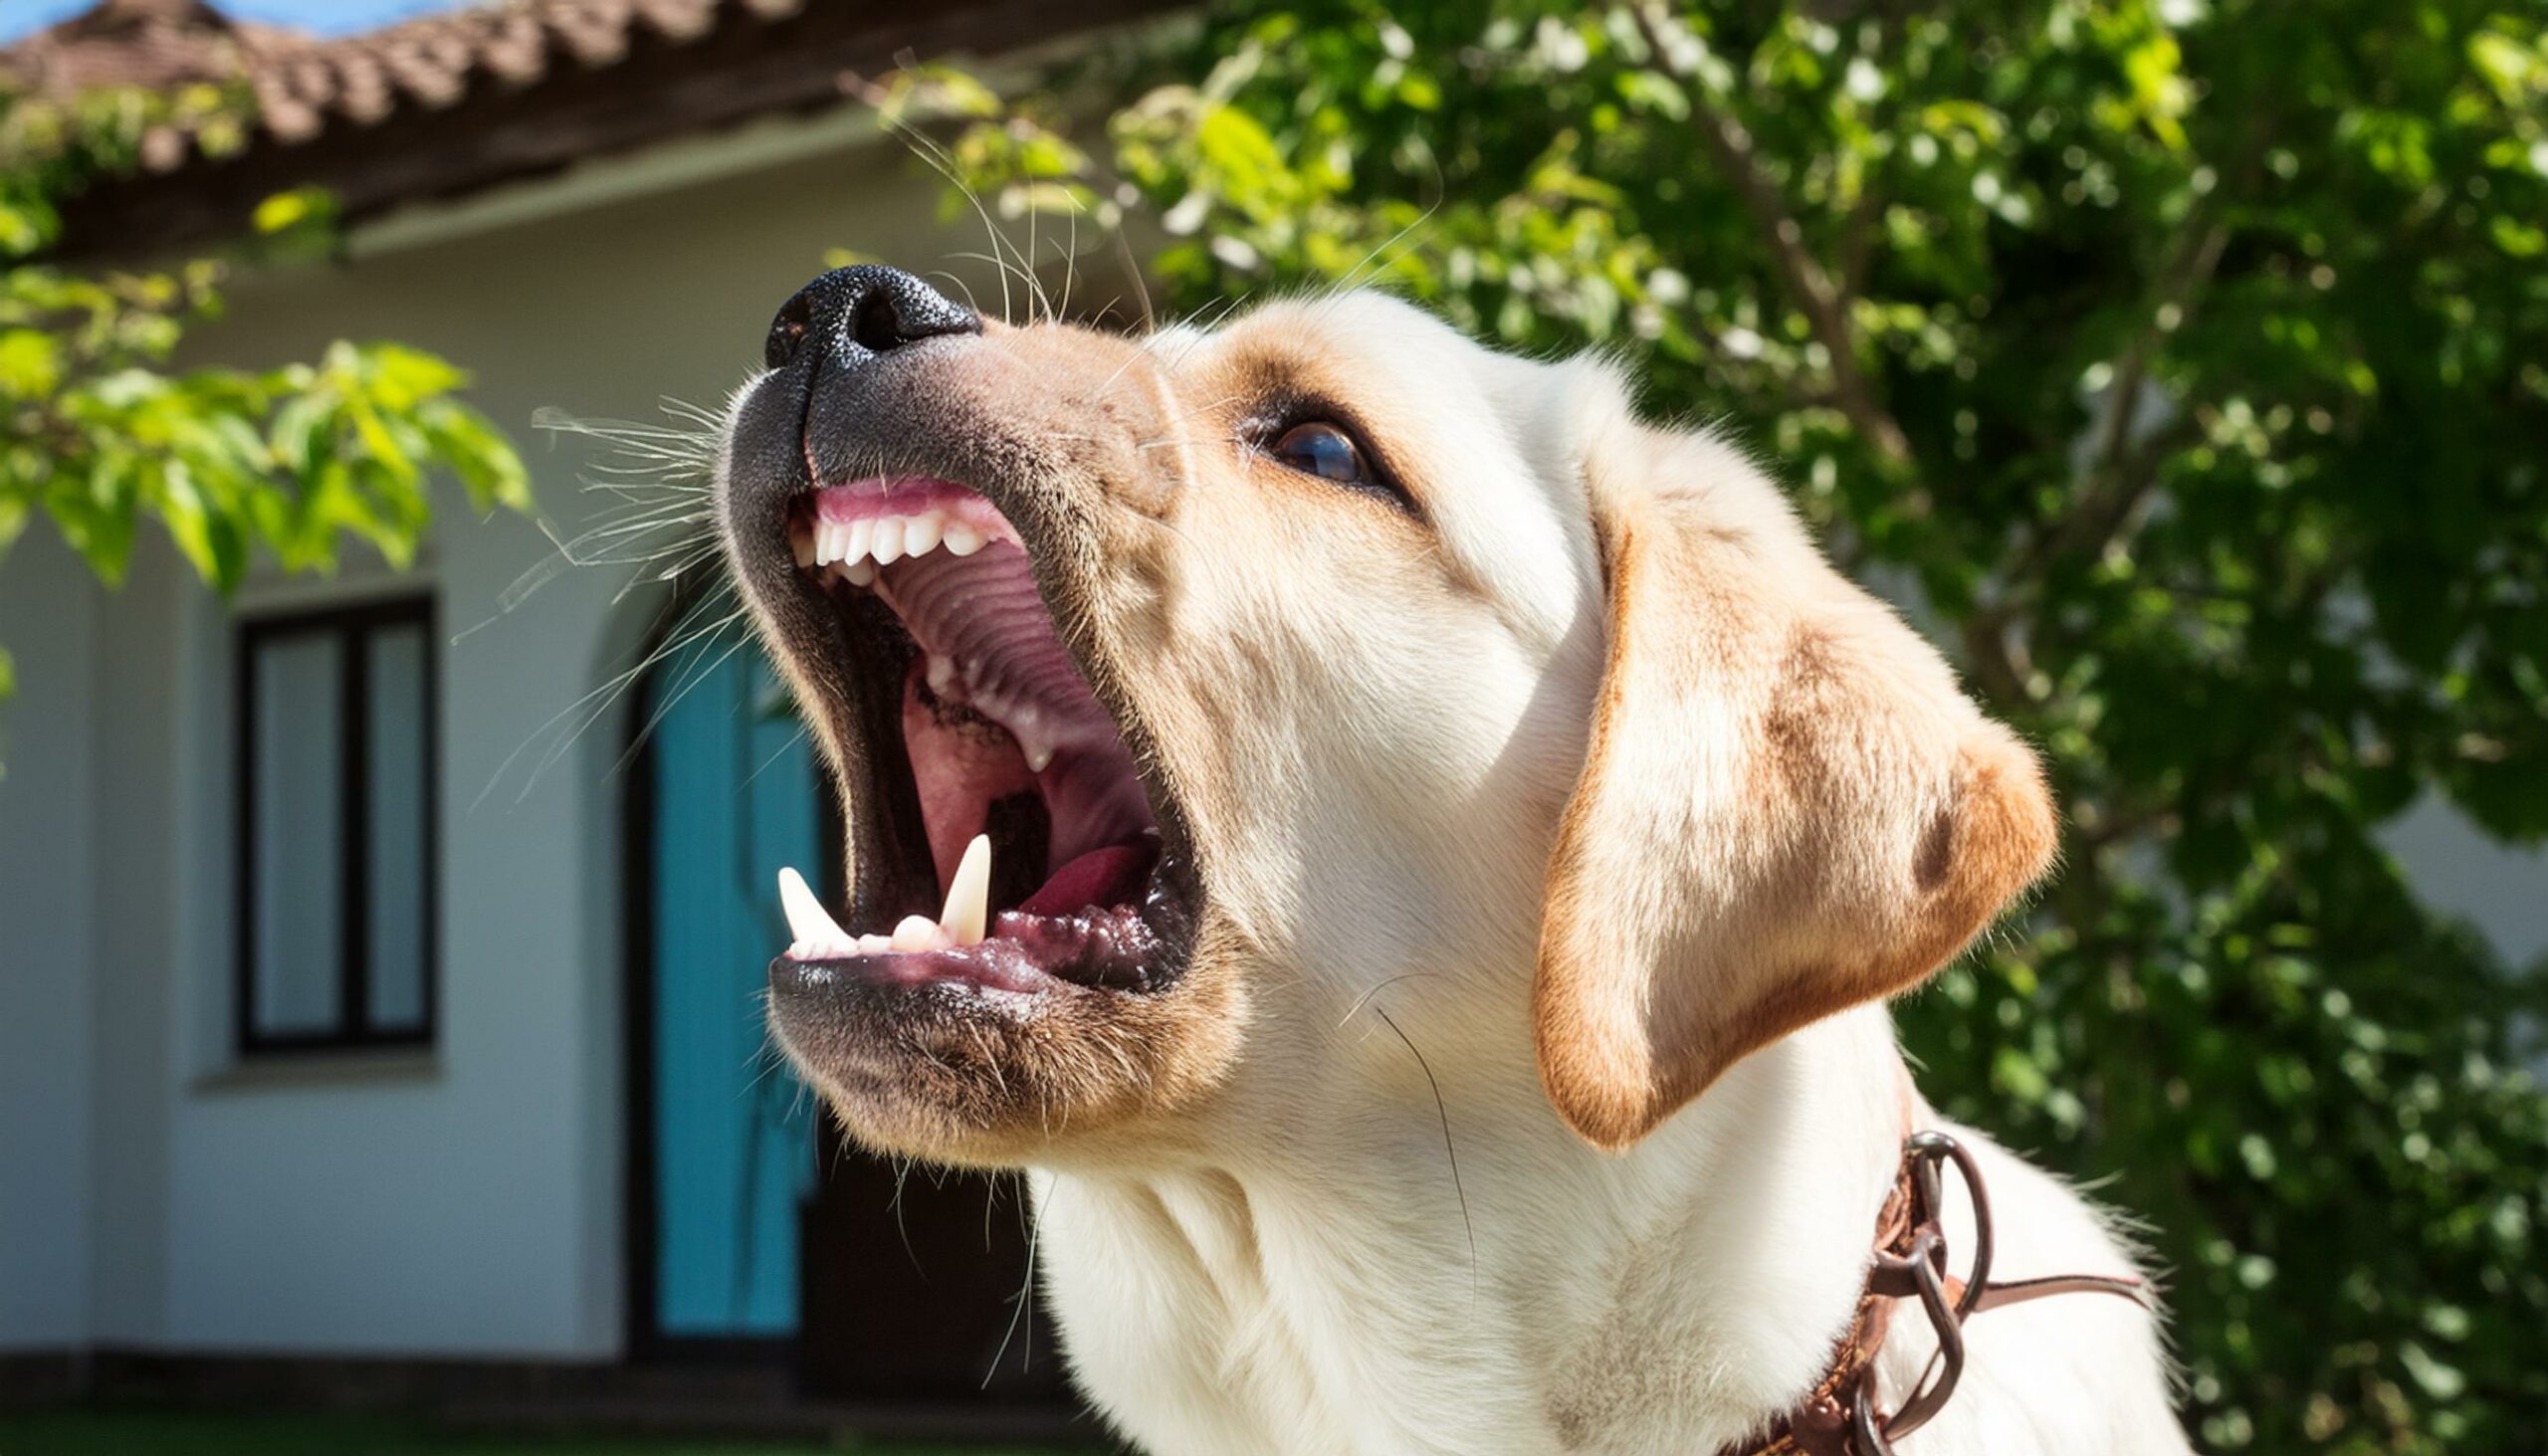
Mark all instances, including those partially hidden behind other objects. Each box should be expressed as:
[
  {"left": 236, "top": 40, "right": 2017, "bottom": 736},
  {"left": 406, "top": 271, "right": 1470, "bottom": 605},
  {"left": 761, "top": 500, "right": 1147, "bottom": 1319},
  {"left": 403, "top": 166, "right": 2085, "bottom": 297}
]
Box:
[{"left": 770, "top": 948, "right": 1055, "bottom": 998}]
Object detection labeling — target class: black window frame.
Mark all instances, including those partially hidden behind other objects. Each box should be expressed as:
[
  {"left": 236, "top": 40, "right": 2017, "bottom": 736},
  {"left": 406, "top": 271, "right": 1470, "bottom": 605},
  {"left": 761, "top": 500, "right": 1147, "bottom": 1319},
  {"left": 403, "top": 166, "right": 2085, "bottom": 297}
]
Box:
[{"left": 234, "top": 594, "right": 439, "bottom": 1056}]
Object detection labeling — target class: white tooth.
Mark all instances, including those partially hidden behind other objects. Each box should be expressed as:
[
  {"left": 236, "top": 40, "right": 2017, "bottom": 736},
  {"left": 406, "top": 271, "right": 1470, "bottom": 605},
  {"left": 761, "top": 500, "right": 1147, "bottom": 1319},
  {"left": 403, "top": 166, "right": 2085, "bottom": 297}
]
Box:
[
  {"left": 943, "top": 521, "right": 985, "bottom": 556},
  {"left": 777, "top": 868, "right": 848, "bottom": 947},
  {"left": 927, "top": 656, "right": 957, "bottom": 694},
  {"left": 890, "top": 914, "right": 942, "bottom": 951},
  {"left": 857, "top": 933, "right": 893, "bottom": 956},
  {"left": 808, "top": 522, "right": 833, "bottom": 566},
  {"left": 1025, "top": 742, "right": 1055, "bottom": 773},
  {"left": 871, "top": 518, "right": 906, "bottom": 565},
  {"left": 842, "top": 518, "right": 874, "bottom": 566},
  {"left": 791, "top": 528, "right": 816, "bottom": 568},
  {"left": 904, "top": 512, "right": 944, "bottom": 556},
  {"left": 841, "top": 558, "right": 876, "bottom": 587},
  {"left": 942, "top": 833, "right": 991, "bottom": 946}
]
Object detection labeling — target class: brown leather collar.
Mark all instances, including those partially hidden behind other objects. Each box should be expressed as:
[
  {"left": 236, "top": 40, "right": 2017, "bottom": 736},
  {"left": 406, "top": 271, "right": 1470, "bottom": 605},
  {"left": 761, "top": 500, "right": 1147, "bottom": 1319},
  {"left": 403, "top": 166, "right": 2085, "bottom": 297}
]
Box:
[{"left": 1719, "top": 1132, "right": 2152, "bottom": 1456}]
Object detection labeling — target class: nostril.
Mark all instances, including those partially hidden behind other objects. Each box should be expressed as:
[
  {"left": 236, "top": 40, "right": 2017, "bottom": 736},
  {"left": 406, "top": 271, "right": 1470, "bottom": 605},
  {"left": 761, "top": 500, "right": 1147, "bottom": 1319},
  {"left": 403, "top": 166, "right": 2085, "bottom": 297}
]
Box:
[
  {"left": 850, "top": 293, "right": 907, "bottom": 354},
  {"left": 765, "top": 290, "right": 813, "bottom": 370}
]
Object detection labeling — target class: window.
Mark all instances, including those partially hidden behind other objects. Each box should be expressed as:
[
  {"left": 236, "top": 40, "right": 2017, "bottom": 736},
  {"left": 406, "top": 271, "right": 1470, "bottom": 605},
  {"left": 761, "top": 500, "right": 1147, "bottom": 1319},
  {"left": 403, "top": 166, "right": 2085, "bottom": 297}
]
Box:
[{"left": 236, "top": 597, "right": 436, "bottom": 1053}]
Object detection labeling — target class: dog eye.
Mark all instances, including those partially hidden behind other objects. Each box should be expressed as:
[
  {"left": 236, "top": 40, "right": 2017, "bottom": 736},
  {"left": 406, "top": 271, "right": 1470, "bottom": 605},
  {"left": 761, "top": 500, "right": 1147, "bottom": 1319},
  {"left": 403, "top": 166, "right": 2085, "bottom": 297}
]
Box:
[{"left": 1270, "top": 422, "right": 1367, "bottom": 485}]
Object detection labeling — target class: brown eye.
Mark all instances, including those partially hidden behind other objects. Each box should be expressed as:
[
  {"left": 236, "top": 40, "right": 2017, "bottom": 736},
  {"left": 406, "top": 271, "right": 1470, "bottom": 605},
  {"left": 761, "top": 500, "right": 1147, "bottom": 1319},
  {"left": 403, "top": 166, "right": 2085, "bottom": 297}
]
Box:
[{"left": 1271, "top": 421, "right": 1365, "bottom": 484}]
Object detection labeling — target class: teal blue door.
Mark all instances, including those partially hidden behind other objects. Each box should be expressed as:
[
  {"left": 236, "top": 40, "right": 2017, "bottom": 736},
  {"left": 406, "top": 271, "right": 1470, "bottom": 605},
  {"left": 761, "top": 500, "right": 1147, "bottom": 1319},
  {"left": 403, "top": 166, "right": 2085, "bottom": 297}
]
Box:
[{"left": 637, "top": 633, "right": 820, "bottom": 1342}]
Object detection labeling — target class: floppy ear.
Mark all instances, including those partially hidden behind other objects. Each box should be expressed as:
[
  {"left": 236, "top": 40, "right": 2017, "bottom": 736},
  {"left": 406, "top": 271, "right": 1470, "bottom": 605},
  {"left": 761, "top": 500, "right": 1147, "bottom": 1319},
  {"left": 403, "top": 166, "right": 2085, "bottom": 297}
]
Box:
[{"left": 1535, "top": 422, "right": 2056, "bottom": 1150}]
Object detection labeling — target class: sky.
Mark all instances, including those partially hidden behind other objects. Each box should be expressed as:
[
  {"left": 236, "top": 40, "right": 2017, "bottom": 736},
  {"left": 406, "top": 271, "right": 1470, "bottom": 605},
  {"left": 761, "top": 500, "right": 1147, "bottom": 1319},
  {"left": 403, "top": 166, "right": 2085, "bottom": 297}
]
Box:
[{"left": 0, "top": 0, "right": 468, "bottom": 44}]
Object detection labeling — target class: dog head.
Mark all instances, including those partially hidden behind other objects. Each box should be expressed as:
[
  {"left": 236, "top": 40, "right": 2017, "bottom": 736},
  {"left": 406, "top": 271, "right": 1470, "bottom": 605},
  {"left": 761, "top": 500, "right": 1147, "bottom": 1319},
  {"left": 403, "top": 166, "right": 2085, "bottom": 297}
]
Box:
[{"left": 716, "top": 267, "right": 2053, "bottom": 1164}]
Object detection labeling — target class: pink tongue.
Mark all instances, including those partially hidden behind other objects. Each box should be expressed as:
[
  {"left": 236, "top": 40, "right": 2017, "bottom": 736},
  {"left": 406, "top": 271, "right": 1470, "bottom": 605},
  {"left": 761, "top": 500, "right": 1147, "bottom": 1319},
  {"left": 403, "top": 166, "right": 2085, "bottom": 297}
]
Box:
[{"left": 1020, "top": 842, "right": 1156, "bottom": 916}]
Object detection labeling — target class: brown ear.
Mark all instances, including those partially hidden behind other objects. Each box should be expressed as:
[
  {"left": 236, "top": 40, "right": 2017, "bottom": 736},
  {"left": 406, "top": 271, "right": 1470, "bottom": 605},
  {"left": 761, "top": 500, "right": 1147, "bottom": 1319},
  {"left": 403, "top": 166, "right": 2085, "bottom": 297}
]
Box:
[{"left": 1535, "top": 423, "right": 2056, "bottom": 1150}]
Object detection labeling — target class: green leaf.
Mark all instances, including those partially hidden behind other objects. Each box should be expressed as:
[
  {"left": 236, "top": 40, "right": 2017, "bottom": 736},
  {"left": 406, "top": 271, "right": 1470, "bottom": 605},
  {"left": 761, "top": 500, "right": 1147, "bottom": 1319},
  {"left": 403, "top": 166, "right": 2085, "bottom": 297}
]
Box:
[{"left": 0, "top": 328, "right": 61, "bottom": 396}]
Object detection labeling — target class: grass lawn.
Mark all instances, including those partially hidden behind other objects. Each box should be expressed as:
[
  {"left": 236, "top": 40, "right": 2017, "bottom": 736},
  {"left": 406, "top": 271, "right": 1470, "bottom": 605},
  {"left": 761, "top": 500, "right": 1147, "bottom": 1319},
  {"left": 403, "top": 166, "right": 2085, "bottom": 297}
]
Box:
[{"left": 0, "top": 1407, "right": 1072, "bottom": 1456}]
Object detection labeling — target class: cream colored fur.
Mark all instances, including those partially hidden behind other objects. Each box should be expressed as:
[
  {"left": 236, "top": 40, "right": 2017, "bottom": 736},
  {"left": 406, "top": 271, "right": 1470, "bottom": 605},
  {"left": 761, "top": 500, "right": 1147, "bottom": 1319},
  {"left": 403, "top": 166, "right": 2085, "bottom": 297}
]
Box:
[{"left": 1028, "top": 296, "right": 2186, "bottom": 1453}]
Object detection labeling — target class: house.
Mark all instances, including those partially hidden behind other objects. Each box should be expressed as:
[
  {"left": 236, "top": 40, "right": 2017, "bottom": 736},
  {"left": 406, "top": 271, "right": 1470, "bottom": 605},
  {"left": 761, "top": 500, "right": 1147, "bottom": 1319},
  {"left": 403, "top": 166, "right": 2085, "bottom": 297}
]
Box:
[{"left": 0, "top": 0, "right": 1164, "bottom": 1430}]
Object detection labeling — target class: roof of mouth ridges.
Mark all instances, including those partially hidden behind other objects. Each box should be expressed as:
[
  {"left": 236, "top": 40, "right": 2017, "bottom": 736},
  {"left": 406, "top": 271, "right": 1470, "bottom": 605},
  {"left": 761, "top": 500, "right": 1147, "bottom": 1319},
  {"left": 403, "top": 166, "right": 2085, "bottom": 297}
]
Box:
[{"left": 4, "top": 0, "right": 1174, "bottom": 260}]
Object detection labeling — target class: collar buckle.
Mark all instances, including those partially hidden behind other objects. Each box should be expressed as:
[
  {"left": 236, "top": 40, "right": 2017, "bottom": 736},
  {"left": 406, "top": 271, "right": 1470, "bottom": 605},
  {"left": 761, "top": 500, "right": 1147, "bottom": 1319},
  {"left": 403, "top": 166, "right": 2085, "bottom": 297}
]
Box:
[{"left": 1734, "top": 1130, "right": 2153, "bottom": 1456}]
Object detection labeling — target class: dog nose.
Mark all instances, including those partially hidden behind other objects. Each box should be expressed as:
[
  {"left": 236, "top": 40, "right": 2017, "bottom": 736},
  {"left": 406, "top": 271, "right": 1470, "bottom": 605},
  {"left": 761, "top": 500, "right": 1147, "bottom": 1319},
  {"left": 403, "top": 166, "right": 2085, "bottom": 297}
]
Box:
[{"left": 763, "top": 264, "right": 980, "bottom": 371}]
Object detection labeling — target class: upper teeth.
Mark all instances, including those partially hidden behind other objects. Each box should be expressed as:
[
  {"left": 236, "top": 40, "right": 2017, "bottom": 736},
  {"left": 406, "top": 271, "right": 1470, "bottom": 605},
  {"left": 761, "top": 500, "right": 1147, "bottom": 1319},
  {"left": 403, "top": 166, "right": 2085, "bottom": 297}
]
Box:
[
  {"left": 777, "top": 832, "right": 992, "bottom": 960},
  {"left": 800, "top": 511, "right": 989, "bottom": 585}
]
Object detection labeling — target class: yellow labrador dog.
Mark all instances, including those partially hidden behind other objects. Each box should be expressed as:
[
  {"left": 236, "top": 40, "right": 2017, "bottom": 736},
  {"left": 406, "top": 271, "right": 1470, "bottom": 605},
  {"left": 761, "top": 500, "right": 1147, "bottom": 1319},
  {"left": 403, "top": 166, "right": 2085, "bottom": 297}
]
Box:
[{"left": 716, "top": 266, "right": 2188, "bottom": 1455}]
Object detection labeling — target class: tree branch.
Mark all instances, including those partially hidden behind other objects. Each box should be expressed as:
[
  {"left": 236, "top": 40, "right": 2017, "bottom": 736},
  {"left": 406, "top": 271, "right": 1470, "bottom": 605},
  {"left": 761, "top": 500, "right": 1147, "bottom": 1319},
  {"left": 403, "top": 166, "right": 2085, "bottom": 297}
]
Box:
[
  {"left": 1958, "top": 611, "right": 2035, "bottom": 712},
  {"left": 2034, "top": 407, "right": 2207, "bottom": 583},
  {"left": 1980, "top": 210, "right": 2230, "bottom": 630},
  {"left": 1629, "top": 2, "right": 1914, "bottom": 473},
  {"left": 1839, "top": 183, "right": 1887, "bottom": 300},
  {"left": 2086, "top": 215, "right": 2230, "bottom": 487}
]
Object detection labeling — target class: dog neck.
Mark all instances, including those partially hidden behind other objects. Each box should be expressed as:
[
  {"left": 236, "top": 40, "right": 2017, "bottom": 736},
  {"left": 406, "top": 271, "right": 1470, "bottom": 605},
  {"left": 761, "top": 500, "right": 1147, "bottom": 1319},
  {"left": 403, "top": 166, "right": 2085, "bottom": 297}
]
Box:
[{"left": 1029, "top": 1004, "right": 1910, "bottom": 1455}]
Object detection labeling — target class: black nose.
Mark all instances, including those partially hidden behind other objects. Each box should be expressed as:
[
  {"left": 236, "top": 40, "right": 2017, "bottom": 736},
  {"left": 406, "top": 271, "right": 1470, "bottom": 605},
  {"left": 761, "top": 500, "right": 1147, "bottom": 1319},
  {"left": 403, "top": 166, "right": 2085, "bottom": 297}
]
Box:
[{"left": 763, "top": 264, "right": 979, "bottom": 371}]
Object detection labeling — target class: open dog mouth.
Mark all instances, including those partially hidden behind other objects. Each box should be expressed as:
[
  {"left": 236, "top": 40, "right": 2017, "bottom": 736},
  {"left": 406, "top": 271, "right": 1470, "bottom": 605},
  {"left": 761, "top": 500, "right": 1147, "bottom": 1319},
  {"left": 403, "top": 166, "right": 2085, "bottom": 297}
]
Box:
[{"left": 768, "top": 477, "right": 1187, "bottom": 995}]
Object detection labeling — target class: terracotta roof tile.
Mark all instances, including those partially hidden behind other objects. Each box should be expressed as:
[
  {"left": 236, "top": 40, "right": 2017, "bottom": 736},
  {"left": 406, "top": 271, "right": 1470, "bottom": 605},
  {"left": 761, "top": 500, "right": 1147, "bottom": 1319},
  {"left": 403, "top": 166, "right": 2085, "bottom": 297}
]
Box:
[
  {"left": 6, "top": 0, "right": 1176, "bottom": 259},
  {"left": 377, "top": 37, "right": 469, "bottom": 108},
  {"left": 478, "top": 14, "right": 552, "bottom": 86},
  {"left": 333, "top": 49, "right": 394, "bottom": 123},
  {"left": 0, "top": 0, "right": 760, "bottom": 134},
  {"left": 549, "top": 5, "right": 634, "bottom": 69},
  {"left": 634, "top": 0, "right": 722, "bottom": 42},
  {"left": 255, "top": 94, "right": 322, "bottom": 144}
]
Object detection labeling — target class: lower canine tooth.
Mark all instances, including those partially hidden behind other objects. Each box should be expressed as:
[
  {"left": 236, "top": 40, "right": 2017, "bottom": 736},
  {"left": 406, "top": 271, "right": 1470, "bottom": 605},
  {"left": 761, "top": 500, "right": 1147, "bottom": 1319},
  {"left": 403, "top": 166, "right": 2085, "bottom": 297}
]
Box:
[
  {"left": 840, "top": 559, "right": 876, "bottom": 587},
  {"left": 942, "top": 833, "right": 990, "bottom": 946},
  {"left": 791, "top": 530, "right": 815, "bottom": 568},
  {"left": 777, "top": 867, "right": 849, "bottom": 947}
]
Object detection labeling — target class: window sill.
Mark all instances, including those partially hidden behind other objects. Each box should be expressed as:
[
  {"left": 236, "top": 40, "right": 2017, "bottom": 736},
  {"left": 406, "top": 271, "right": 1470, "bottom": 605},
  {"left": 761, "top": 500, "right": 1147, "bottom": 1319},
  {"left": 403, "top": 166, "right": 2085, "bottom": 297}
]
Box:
[{"left": 191, "top": 1047, "right": 442, "bottom": 1096}]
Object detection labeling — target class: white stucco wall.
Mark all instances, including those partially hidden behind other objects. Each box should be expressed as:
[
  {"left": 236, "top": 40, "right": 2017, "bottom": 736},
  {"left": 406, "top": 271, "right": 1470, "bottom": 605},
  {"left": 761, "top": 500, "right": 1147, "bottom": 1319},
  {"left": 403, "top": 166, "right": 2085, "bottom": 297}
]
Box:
[{"left": 0, "top": 527, "right": 99, "bottom": 1350}]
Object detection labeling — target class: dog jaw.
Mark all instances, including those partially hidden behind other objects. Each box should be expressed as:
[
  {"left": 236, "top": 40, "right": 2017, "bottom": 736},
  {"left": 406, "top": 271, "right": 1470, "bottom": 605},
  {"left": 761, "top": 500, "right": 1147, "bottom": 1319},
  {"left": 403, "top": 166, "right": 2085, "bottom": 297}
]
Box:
[{"left": 721, "top": 318, "right": 1253, "bottom": 1166}]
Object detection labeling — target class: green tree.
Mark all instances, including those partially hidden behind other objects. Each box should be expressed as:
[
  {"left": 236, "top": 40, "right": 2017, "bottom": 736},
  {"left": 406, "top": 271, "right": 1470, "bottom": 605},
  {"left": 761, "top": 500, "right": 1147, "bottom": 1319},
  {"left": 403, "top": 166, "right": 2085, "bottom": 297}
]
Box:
[
  {"left": 900, "top": 2, "right": 2548, "bottom": 1449},
  {"left": 0, "top": 80, "right": 528, "bottom": 738}
]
